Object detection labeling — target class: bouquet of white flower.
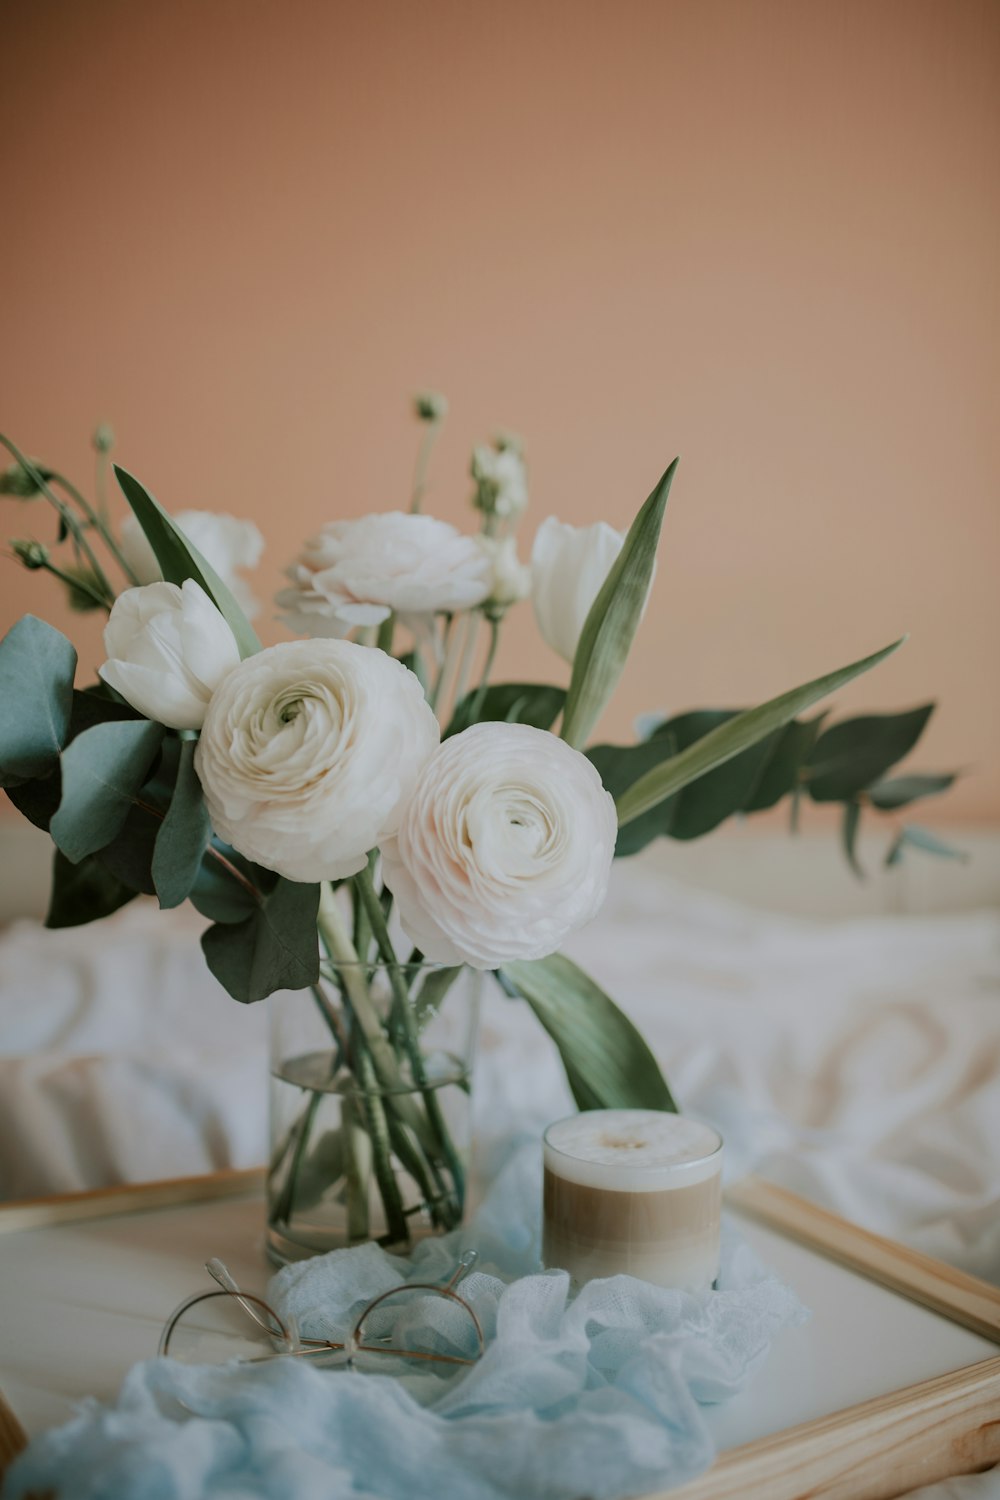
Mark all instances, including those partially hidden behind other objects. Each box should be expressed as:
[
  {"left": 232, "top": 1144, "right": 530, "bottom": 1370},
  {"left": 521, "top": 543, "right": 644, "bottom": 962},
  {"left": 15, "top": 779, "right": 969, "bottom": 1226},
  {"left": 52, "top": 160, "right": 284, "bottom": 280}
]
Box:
[{"left": 0, "top": 406, "right": 956, "bottom": 1257}]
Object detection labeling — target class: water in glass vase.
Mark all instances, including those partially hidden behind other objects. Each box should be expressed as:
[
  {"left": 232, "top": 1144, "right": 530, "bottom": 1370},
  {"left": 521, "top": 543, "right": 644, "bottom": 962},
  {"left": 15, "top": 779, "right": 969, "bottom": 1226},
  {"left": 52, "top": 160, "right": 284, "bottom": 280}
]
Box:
[{"left": 266, "top": 966, "right": 480, "bottom": 1265}]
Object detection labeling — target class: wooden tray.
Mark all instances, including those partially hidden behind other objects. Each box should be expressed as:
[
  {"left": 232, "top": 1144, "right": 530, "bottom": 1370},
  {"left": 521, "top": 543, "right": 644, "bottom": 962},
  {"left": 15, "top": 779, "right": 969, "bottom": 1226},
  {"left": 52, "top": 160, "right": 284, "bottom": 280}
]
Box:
[{"left": 0, "top": 1170, "right": 997, "bottom": 1500}]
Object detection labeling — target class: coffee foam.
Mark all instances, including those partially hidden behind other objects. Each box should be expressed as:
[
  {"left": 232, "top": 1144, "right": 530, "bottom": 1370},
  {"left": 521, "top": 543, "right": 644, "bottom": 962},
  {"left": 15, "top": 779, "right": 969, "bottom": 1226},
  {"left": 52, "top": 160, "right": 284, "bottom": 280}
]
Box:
[{"left": 544, "top": 1109, "right": 722, "bottom": 1192}]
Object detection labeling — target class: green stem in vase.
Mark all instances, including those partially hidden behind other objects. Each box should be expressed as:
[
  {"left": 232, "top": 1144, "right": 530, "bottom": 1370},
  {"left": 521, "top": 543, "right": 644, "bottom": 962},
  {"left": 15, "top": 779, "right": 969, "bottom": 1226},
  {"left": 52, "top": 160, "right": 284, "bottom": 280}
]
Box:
[
  {"left": 353, "top": 1045, "right": 409, "bottom": 1246},
  {"left": 342, "top": 1094, "right": 372, "bottom": 1242},
  {"left": 353, "top": 866, "right": 466, "bottom": 1217}
]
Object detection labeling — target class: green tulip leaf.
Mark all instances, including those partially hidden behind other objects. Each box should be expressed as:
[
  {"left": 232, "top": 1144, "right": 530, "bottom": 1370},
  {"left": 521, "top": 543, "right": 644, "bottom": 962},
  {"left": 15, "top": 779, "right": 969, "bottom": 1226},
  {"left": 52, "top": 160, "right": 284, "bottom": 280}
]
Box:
[
  {"left": 498, "top": 953, "right": 677, "bottom": 1112},
  {"left": 560, "top": 460, "right": 677, "bottom": 749},
  {"left": 616, "top": 638, "right": 905, "bottom": 829},
  {"left": 114, "top": 465, "right": 261, "bottom": 659},
  {"left": 0, "top": 616, "right": 77, "bottom": 785}
]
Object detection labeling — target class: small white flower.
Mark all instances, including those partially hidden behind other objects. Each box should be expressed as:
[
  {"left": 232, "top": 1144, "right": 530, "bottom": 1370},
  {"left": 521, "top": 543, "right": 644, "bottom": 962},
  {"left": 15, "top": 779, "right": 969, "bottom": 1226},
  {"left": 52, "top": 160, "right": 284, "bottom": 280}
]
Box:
[
  {"left": 121, "top": 511, "right": 265, "bottom": 619},
  {"left": 276, "top": 512, "right": 492, "bottom": 639},
  {"left": 472, "top": 445, "right": 529, "bottom": 519},
  {"left": 381, "top": 721, "right": 618, "bottom": 969},
  {"left": 195, "top": 639, "right": 440, "bottom": 883},
  {"left": 99, "top": 580, "right": 241, "bottom": 730},
  {"left": 532, "top": 517, "right": 650, "bottom": 665},
  {"left": 476, "top": 535, "right": 531, "bottom": 608}
]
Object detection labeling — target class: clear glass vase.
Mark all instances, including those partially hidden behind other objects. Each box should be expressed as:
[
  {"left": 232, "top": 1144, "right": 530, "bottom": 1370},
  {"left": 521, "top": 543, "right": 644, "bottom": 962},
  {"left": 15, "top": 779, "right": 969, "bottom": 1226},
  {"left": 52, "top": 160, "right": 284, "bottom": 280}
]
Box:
[{"left": 266, "top": 962, "right": 481, "bottom": 1265}]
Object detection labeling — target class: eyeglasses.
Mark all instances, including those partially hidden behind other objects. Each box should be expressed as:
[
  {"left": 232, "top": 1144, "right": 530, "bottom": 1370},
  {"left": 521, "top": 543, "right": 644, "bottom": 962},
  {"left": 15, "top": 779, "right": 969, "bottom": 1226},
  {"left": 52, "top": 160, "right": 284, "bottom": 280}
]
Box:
[{"left": 158, "top": 1249, "right": 485, "bottom": 1371}]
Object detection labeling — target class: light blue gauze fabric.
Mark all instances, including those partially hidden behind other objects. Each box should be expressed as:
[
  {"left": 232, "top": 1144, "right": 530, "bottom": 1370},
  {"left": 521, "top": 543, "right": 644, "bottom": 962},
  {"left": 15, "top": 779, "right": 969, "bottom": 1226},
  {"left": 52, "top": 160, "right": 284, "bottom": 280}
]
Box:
[{"left": 3, "top": 1134, "right": 807, "bottom": 1500}]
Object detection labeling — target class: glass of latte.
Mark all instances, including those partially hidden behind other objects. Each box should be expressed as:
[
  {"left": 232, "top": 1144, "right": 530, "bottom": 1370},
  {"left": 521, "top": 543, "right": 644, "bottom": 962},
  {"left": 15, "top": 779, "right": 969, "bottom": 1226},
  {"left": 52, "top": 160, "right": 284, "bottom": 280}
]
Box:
[{"left": 542, "top": 1109, "right": 723, "bottom": 1292}]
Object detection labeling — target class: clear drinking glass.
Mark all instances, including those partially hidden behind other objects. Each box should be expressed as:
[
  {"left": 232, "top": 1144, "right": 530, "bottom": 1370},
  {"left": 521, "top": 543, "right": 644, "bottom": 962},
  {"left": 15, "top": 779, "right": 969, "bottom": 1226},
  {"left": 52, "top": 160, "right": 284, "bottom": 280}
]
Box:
[{"left": 267, "top": 962, "right": 481, "bottom": 1265}]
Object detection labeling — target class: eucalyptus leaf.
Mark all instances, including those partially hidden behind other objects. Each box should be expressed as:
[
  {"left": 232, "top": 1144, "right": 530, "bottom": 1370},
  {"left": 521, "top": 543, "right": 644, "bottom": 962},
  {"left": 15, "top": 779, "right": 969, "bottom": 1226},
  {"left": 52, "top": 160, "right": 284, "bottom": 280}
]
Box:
[
  {"left": 114, "top": 466, "right": 261, "bottom": 659},
  {"left": 190, "top": 839, "right": 275, "bottom": 924},
  {"left": 411, "top": 966, "right": 464, "bottom": 1030},
  {"left": 46, "top": 848, "right": 137, "bottom": 928},
  {"left": 50, "top": 720, "right": 165, "bottom": 864},
  {"left": 201, "top": 877, "right": 321, "bottom": 1003},
  {"left": 560, "top": 460, "right": 676, "bottom": 749},
  {"left": 885, "top": 825, "right": 968, "bottom": 867},
  {"left": 743, "top": 714, "right": 827, "bottom": 812},
  {"left": 587, "top": 735, "right": 679, "bottom": 856},
  {"left": 867, "top": 772, "right": 956, "bottom": 811},
  {"left": 153, "top": 740, "right": 212, "bottom": 909},
  {"left": 498, "top": 954, "right": 677, "bottom": 1112},
  {"left": 5, "top": 771, "right": 62, "bottom": 831},
  {"left": 447, "top": 683, "right": 566, "bottom": 738},
  {"left": 806, "top": 705, "right": 934, "bottom": 803},
  {"left": 0, "top": 616, "right": 77, "bottom": 784},
  {"left": 842, "top": 800, "right": 863, "bottom": 878},
  {"left": 616, "top": 638, "right": 905, "bottom": 829}
]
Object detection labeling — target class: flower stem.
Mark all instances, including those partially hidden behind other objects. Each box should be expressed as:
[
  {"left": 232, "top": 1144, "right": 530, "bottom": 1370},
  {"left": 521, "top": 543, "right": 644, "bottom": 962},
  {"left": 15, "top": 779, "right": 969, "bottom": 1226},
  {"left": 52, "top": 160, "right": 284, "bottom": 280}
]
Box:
[
  {"left": 49, "top": 469, "right": 141, "bottom": 585},
  {"left": 0, "top": 434, "right": 117, "bottom": 606},
  {"left": 410, "top": 421, "right": 442, "bottom": 514},
  {"left": 465, "top": 616, "right": 502, "bottom": 723}
]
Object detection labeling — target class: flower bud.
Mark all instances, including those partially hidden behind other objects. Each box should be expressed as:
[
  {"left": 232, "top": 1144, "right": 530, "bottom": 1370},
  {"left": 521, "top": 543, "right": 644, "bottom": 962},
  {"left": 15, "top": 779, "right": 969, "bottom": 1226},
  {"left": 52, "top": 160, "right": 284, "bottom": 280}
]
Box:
[
  {"left": 413, "top": 391, "right": 449, "bottom": 422},
  {"left": 92, "top": 423, "right": 115, "bottom": 454},
  {"left": 11, "top": 538, "right": 49, "bottom": 568}
]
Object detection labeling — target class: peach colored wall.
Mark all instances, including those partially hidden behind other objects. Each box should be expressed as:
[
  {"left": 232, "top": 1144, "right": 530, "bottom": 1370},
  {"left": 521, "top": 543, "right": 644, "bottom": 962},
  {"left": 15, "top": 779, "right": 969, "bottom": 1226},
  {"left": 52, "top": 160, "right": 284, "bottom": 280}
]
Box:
[{"left": 3, "top": 0, "right": 998, "bottom": 822}]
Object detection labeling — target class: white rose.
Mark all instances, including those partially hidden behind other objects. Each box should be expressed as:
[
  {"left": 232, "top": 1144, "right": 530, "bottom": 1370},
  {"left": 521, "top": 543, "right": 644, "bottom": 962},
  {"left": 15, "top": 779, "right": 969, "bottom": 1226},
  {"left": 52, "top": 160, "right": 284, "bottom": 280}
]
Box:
[
  {"left": 194, "top": 639, "right": 439, "bottom": 883},
  {"left": 276, "top": 512, "right": 492, "bottom": 638},
  {"left": 121, "top": 511, "right": 264, "bottom": 619},
  {"left": 98, "top": 580, "right": 242, "bottom": 730},
  {"left": 530, "top": 517, "right": 631, "bottom": 665},
  {"left": 381, "top": 721, "right": 617, "bottom": 969},
  {"left": 476, "top": 535, "right": 531, "bottom": 608}
]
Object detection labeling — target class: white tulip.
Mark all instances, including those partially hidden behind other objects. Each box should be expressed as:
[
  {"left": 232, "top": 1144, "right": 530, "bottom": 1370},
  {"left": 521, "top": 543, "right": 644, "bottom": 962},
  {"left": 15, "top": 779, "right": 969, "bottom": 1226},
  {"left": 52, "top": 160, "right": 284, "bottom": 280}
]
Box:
[
  {"left": 530, "top": 517, "right": 631, "bottom": 665},
  {"left": 194, "top": 639, "right": 440, "bottom": 883},
  {"left": 476, "top": 534, "right": 531, "bottom": 608},
  {"left": 381, "top": 721, "right": 617, "bottom": 969},
  {"left": 121, "top": 511, "right": 264, "bottom": 619},
  {"left": 99, "top": 580, "right": 242, "bottom": 730},
  {"left": 276, "top": 512, "right": 492, "bottom": 639}
]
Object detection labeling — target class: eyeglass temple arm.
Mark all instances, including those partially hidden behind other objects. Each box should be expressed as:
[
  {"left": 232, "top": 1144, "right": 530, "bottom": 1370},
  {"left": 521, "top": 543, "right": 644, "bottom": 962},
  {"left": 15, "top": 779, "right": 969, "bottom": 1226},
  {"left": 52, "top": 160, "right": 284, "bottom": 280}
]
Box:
[{"left": 206, "top": 1257, "right": 286, "bottom": 1341}]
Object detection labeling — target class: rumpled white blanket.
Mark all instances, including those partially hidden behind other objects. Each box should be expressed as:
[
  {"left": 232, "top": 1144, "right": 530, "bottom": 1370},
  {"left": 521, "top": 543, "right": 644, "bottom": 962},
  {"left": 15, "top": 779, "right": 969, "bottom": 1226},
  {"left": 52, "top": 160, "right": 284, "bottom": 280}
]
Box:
[{"left": 2, "top": 857, "right": 998, "bottom": 1279}]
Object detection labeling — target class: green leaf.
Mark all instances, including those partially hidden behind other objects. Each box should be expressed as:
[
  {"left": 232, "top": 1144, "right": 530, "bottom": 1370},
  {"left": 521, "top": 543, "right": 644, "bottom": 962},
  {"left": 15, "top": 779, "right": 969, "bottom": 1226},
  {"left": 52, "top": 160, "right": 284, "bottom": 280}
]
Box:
[
  {"left": 867, "top": 772, "right": 956, "bottom": 811},
  {"left": 885, "top": 825, "right": 968, "bottom": 867},
  {"left": 411, "top": 966, "right": 464, "bottom": 1031},
  {"left": 0, "top": 616, "right": 77, "bottom": 784},
  {"left": 587, "top": 734, "right": 680, "bottom": 856},
  {"left": 45, "top": 849, "right": 137, "bottom": 929},
  {"left": 743, "top": 714, "right": 827, "bottom": 812},
  {"left": 152, "top": 740, "right": 211, "bottom": 908},
  {"left": 201, "top": 877, "right": 321, "bottom": 1003},
  {"left": 447, "top": 682, "right": 566, "bottom": 738},
  {"left": 560, "top": 460, "right": 676, "bottom": 748},
  {"left": 6, "top": 772, "right": 62, "bottom": 831},
  {"left": 653, "top": 711, "right": 777, "bottom": 840},
  {"left": 842, "top": 800, "right": 863, "bottom": 878},
  {"left": 498, "top": 953, "right": 677, "bottom": 1112},
  {"left": 805, "top": 704, "right": 934, "bottom": 802},
  {"left": 616, "top": 638, "right": 905, "bottom": 829},
  {"left": 114, "top": 465, "right": 261, "bottom": 659},
  {"left": 190, "top": 839, "right": 275, "bottom": 924},
  {"left": 50, "top": 719, "right": 165, "bottom": 863}
]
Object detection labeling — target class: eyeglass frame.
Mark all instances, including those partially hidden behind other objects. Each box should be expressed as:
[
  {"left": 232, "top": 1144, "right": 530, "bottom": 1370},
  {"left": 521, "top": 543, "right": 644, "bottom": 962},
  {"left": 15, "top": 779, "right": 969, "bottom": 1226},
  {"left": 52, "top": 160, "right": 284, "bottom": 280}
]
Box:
[{"left": 158, "top": 1248, "right": 485, "bottom": 1370}]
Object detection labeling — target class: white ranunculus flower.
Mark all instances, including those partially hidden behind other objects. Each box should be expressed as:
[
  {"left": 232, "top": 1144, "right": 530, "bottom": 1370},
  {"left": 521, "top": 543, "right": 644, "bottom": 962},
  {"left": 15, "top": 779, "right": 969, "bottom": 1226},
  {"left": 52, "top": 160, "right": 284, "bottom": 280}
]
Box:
[
  {"left": 99, "top": 580, "right": 242, "bottom": 730},
  {"left": 530, "top": 517, "right": 631, "bottom": 665},
  {"left": 194, "top": 639, "right": 439, "bottom": 883},
  {"left": 121, "top": 511, "right": 265, "bottom": 619},
  {"left": 276, "top": 512, "right": 493, "bottom": 639},
  {"left": 476, "top": 534, "right": 531, "bottom": 608},
  {"left": 381, "top": 721, "right": 617, "bottom": 969}
]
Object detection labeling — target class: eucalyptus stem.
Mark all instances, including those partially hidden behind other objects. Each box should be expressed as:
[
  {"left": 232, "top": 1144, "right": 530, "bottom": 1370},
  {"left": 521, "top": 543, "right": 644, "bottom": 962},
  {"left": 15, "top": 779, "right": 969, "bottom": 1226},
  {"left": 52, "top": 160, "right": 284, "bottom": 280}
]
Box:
[
  {"left": 49, "top": 469, "right": 141, "bottom": 585},
  {"left": 410, "top": 420, "right": 442, "bottom": 514},
  {"left": 0, "top": 434, "right": 117, "bottom": 605}
]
